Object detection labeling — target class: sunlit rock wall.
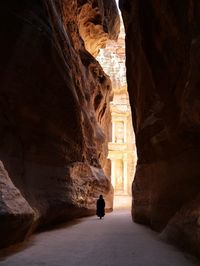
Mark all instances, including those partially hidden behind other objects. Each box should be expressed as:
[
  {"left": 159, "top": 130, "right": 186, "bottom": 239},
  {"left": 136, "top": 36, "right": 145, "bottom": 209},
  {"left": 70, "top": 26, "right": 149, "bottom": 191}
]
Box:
[
  {"left": 0, "top": 0, "right": 119, "bottom": 248},
  {"left": 97, "top": 19, "right": 127, "bottom": 91},
  {"left": 78, "top": 0, "right": 120, "bottom": 56},
  {"left": 120, "top": 0, "right": 200, "bottom": 257}
]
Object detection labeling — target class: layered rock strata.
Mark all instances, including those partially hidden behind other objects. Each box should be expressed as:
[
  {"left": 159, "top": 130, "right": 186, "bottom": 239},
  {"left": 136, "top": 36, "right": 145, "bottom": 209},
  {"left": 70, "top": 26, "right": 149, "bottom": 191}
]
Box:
[
  {"left": 120, "top": 0, "right": 200, "bottom": 257},
  {"left": 0, "top": 0, "right": 119, "bottom": 248}
]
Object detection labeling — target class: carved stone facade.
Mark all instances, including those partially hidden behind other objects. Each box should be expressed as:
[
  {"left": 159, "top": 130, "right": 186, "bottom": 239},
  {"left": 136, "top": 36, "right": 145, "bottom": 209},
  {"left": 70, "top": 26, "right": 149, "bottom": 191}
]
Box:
[
  {"left": 97, "top": 16, "right": 137, "bottom": 208},
  {"left": 109, "top": 91, "right": 136, "bottom": 196}
]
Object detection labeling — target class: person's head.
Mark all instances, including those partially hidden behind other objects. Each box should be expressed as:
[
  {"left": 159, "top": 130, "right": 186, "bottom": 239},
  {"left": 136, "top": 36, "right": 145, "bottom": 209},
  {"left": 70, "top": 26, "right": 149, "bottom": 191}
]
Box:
[{"left": 99, "top": 194, "right": 103, "bottom": 199}]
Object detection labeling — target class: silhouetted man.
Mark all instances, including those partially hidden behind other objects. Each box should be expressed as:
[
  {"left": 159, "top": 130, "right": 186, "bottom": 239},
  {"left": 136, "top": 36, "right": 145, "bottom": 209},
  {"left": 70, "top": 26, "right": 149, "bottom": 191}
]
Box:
[{"left": 96, "top": 195, "right": 105, "bottom": 219}]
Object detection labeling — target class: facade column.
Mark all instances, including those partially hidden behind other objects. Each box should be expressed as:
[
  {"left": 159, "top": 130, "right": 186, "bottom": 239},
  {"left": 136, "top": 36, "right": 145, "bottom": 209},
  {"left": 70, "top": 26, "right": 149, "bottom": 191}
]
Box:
[
  {"left": 124, "top": 119, "right": 127, "bottom": 143},
  {"left": 112, "top": 120, "right": 115, "bottom": 143},
  {"left": 123, "top": 158, "right": 128, "bottom": 194},
  {"left": 111, "top": 159, "right": 115, "bottom": 189}
]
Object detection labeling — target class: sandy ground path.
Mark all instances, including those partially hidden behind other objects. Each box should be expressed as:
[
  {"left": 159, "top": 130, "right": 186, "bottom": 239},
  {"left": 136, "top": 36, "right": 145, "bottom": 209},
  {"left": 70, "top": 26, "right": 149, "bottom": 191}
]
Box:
[{"left": 0, "top": 210, "right": 199, "bottom": 266}]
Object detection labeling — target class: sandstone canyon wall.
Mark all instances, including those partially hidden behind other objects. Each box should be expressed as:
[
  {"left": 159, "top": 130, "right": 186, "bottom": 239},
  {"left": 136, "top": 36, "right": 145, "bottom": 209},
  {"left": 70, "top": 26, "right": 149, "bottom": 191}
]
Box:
[
  {"left": 120, "top": 0, "right": 200, "bottom": 257},
  {"left": 0, "top": 0, "right": 119, "bottom": 248}
]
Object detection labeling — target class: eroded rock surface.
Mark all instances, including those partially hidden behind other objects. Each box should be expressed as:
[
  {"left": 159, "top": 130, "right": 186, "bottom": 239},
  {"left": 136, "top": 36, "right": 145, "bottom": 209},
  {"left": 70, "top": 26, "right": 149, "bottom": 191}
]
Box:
[
  {"left": 0, "top": 161, "right": 34, "bottom": 248},
  {"left": 78, "top": 0, "right": 120, "bottom": 56},
  {"left": 0, "top": 0, "right": 119, "bottom": 248},
  {"left": 162, "top": 193, "right": 200, "bottom": 257},
  {"left": 120, "top": 0, "right": 200, "bottom": 257}
]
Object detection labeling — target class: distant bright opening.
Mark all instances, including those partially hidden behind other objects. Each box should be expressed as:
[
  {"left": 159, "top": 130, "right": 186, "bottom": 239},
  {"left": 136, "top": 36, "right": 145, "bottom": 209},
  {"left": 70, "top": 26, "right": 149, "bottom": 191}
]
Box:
[{"left": 96, "top": 6, "right": 137, "bottom": 209}]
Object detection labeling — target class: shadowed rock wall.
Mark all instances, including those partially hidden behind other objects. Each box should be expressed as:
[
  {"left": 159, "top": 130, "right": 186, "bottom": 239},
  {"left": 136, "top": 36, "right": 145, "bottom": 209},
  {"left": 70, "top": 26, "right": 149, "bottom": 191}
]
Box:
[
  {"left": 0, "top": 0, "right": 119, "bottom": 248},
  {"left": 120, "top": 0, "right": 200, "bottom": 257}
]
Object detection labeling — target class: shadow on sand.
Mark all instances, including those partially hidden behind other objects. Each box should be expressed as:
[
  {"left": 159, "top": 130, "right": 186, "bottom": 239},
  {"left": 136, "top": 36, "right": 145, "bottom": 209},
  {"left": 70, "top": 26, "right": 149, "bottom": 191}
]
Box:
[{"left": 0, "top": 218, "right": 83, "bottom": 261}]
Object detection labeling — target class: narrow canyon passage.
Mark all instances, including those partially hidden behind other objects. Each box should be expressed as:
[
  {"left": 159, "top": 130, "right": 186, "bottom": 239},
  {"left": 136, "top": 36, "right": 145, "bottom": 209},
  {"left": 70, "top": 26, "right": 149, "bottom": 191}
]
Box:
[
  {"left": 0, "top": 210, "right": 198, "bottom": 266},
  {"left": 1, "top": 0, "right": 200, "bottom": 260}
]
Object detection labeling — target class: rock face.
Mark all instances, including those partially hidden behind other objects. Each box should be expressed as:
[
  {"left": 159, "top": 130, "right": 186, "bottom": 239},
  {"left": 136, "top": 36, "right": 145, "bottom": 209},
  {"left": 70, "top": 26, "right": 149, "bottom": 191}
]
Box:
[
  {"left": 0, "top": 0, "right": 119, "bottom": 248},
  {"left": 78, "top": 0, "right": 120, "bottom": 56},
  {"left": 162, "top": 194, "right": 200, "bottom": 257},
  {"left": 120, "top": 0, "right": 200, "bottom": 257},
  {"left": 0, "top": 161, "right": 34, "bottom": 248}
]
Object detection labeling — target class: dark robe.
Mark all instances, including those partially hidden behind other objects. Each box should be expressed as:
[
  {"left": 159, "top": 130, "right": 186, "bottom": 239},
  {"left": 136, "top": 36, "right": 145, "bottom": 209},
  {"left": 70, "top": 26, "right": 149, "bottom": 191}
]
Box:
[{"left": 96, "top": 198, "right": 105, "bottom": 218}]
